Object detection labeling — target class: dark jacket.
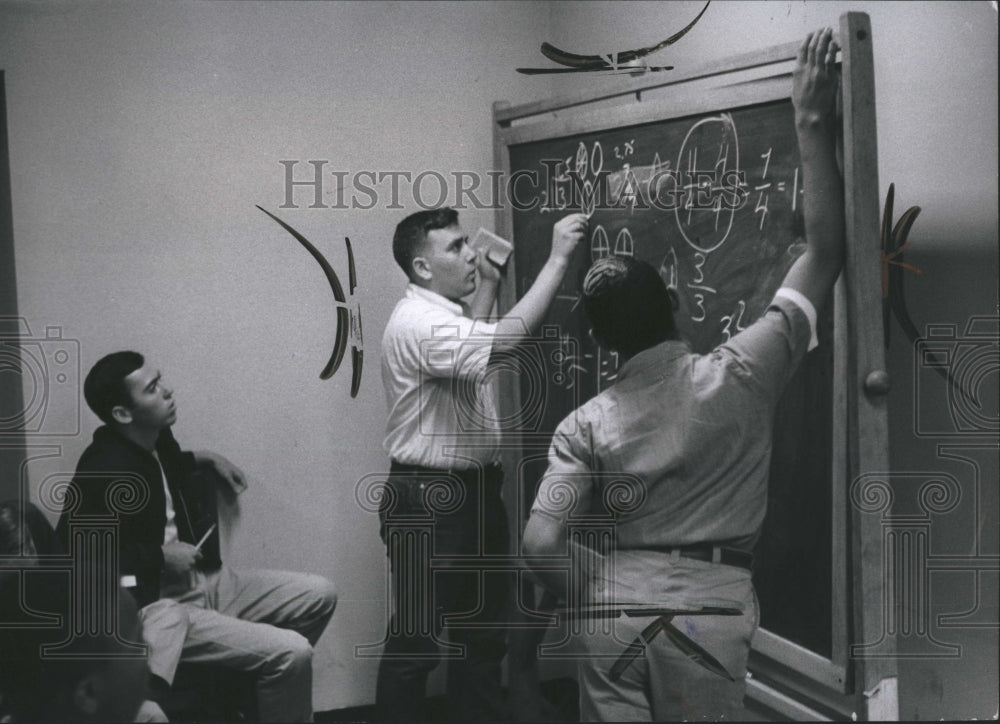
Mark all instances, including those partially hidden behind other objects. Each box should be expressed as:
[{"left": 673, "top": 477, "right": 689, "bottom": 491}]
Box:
[{"left": 55, "top": 425, "right": 222, "bottom": 608}]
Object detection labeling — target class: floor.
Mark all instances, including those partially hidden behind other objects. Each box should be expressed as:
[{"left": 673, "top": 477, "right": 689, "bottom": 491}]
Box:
[{"left": 316, "top": 678, "right": 580, "bottom": 723}]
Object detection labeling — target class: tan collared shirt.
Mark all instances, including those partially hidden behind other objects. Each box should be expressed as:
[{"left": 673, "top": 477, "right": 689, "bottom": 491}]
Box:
[
  {"left": 381, "top": 284, "right": 501, "bottom": 469},
  {"left": 532, "top": 290, "right": 817, "bottom": 550}
]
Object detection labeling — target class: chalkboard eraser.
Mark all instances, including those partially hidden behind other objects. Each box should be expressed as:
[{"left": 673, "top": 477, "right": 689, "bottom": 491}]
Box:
[{"left": 471, "top": 227, "right": 513, "bottom": 266}]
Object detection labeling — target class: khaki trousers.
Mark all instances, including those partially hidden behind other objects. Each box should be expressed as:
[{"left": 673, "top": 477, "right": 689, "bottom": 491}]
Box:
[
  {"left": 575, "top": 553, "right": 757, "bottom": 722},
  {"left": 140, "top": 565, "right": 336, "bottom": 723}
]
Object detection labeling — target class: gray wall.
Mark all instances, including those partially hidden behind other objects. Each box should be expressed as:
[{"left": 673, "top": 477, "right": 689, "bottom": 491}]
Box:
[
  {"left": 2, "top": 0, "right": 996, "bottom": 716},
  {"left": 0, "top": 0, "right": 553, "bottom": 709}
]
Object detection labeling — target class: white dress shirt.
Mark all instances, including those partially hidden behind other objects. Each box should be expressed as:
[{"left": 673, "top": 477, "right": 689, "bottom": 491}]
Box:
[{"left": 381, "top": 284, "right": 501, "bottom": 469}]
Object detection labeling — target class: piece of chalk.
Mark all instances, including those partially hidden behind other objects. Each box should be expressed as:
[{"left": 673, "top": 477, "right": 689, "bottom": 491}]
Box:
[{"left": 195, "top": 523, "right": 217, "bottom": 551}]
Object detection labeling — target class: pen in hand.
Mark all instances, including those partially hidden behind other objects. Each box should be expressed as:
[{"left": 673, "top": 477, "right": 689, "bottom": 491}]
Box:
[{"left": 195, "top": 523, "right": 217, "bottom": 552}]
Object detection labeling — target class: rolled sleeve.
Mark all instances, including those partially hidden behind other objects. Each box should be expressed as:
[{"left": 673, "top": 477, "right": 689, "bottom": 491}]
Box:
[
  {"left": 774, "top": 287, "right": 819, "bottom": 351},
  {"left": 531, "top": 417, "right": 595, "bottom": 524},
  {"left": 718, "top": 290, "right": 816, "bottom": 401}
]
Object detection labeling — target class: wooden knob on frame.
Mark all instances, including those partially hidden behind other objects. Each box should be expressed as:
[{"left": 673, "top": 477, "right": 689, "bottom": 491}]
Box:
[{"left": 864, "top": 370, "right": 891, "bottom": 396}]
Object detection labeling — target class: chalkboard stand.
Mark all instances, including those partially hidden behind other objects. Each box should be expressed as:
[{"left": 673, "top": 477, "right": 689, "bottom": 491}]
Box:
[
  {"left": 840, "top": 11, "right": 897, "bottom": 721},
  {"left": 493, "top": 12, "right": 894, "bottom": 720}
]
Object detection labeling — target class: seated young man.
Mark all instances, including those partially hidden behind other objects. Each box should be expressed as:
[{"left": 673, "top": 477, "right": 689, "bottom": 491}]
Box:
[
  {"left": 56, "top": 351, "right": 338, "bottom": 723},
  {"left": 523, "top": 28, "right": 843, "bottom": 721}
]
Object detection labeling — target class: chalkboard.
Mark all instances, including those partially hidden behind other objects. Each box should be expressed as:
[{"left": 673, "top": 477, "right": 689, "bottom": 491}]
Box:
[
  {"left": 497, "top": 17, "right": 888, "bottom": 714},
  {"left": 505, "top": 98, "right": 834, "bottom": 657}
]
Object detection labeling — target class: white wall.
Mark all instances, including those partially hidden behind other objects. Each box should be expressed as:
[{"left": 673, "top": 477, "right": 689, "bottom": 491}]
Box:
[
  {"left": 0, "top": 0, "right": 553, "bottom": 710},
  {"left": 546, "top": 1, "right": 998, "bottom": 253},
  {"left": 2, "top": 0, "right": 997, "bottom": 717}
]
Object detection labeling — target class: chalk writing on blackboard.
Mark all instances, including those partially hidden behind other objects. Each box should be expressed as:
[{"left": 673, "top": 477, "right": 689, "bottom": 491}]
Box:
[
  {"left": 539, "top": 138, "right": 748, "bottom": 220},
  {"left": 506, "top": 96, "right": 834, "bottom": 656},
  {"left": 511, "top": 99, "right": 807, "bottom": 388}
]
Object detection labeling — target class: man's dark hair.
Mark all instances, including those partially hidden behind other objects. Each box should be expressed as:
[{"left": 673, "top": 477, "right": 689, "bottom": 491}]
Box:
[
  {"left": 392, "top": 208, "right": 459, "bottom": 279},
  {"left": 0, "top": 500, "right": 63, "bottom": 560},
  {"left": 83, "top": 351, "right": 144, "bottom": 424},
  {"left": 582, "top": 256, "right": 676, "bottom": 358}
]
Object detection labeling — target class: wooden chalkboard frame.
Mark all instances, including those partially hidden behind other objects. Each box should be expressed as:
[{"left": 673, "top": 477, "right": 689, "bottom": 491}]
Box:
[
  {"left": 493, "top": 12, "right": 895, "bottom": 720},
  {"left": 1, "top": 72, "right": 27, "bottom": 504}
]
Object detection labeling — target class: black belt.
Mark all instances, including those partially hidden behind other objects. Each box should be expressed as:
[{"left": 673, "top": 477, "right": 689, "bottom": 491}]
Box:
[
  {"left": 660, "top": 545, "right": 754, "bottom": 572},
  {"left": 389, "top": 460, "right": 502, "bottom": 486}
]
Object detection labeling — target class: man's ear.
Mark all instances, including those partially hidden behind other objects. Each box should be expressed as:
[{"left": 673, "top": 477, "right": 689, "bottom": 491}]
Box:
[
  {"left": 110, "top": 404, "right": 133, "bottom": 425},
  {"left": 666, "top": 286, "right": 680, "bottom": 311},
  {"left": 72, "top": 672, "right": 103, "bottom": 716},
  {"left": 411, "top": 255, "right": 432, "bottom": 283}
]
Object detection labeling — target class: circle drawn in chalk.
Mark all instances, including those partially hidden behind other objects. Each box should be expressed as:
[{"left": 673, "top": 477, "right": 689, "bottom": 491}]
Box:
[{"left": 675, "top": 113, "right": 740, "bottom": 255}]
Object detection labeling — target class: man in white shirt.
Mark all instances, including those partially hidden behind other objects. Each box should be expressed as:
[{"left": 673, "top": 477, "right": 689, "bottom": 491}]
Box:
[{"left": 378, "top": 208, "right": 586, "bottom": 721}]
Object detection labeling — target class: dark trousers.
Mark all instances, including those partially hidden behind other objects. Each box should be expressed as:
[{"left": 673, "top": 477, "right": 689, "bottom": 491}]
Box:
[{"left": 375, "top": 462, "right": 510, "bottom": 722}]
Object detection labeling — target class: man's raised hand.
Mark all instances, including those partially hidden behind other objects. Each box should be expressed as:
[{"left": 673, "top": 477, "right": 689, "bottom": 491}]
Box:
[
  {"left": 792, "top": 28, "right": 839, "bottom": 129},
  {"left": 550, "top": 213, "right": 589, "bottom": 263}
]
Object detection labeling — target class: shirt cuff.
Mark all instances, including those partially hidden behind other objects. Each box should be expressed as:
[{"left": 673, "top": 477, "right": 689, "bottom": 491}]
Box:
[{"left": 774, "top": 288, "right": 819, "bottom": 351}]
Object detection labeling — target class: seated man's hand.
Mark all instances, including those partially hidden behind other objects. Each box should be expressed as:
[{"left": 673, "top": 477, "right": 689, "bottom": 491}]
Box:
[
  {"left": 214, "top": 455, "right": 247, "bottom": 495},
  {"left": 162, "top": 541, "right": 202, "bottom": 577},
  {"left": 195, "top": 450, "right": 248, "bottom": 495}
]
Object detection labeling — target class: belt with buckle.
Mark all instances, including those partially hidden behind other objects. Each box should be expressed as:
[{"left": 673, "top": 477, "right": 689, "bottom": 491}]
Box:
[{"left": 663, "top": 545, "right": 754, "bottom": 571}]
